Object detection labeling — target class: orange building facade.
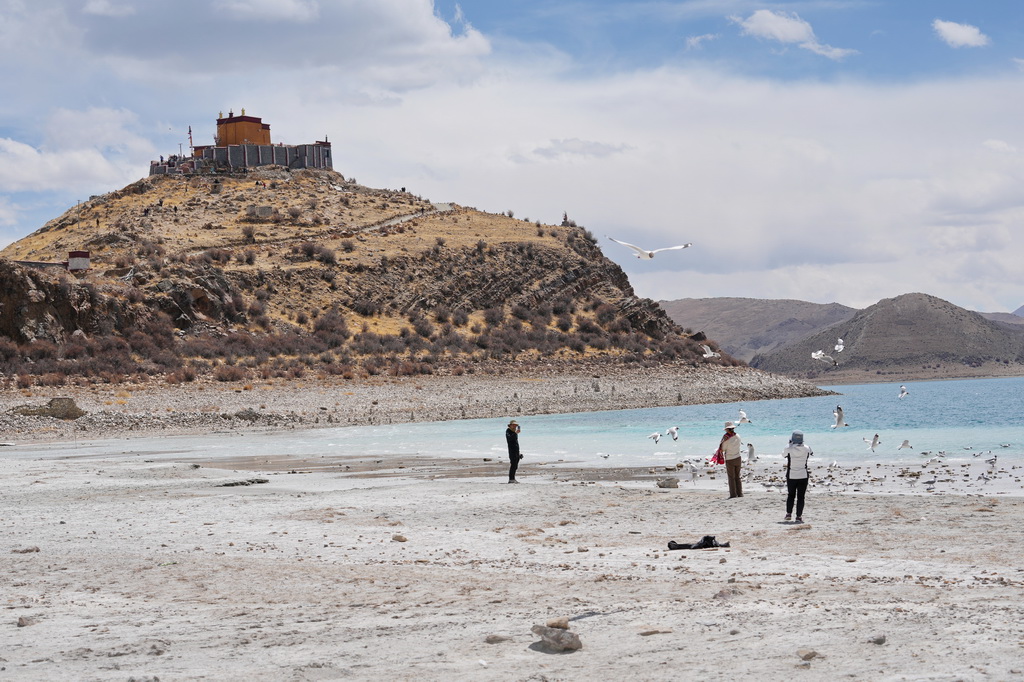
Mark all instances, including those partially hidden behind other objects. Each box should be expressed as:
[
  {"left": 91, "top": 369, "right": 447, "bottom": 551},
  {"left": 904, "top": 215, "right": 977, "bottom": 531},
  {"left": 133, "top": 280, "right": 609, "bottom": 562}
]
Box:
[{"left": 215, "top": 111, "right": 271, "bottom": 146}]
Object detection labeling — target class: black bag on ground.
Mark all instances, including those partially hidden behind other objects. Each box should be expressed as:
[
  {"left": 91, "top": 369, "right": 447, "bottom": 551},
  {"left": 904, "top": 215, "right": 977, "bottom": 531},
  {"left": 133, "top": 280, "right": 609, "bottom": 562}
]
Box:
[{"left": 667, "top": 535, "right": 730, "bottom": 550}]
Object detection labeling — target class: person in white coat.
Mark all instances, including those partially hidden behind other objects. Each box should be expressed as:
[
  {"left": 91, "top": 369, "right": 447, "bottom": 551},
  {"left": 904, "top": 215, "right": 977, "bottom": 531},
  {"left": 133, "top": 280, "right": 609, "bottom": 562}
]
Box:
[
  {"left": 719, "top": 421, "right": 743, "bottom": 498},
  {"left": 783, "top": 431, "right": 813, "bottom": 522}
]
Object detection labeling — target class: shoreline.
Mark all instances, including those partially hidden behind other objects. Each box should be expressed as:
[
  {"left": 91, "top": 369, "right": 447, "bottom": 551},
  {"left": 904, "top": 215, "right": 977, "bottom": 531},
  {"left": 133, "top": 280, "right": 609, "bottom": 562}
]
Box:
[{"left": 0, "top": 364, "right": 830, "bottom": 444}]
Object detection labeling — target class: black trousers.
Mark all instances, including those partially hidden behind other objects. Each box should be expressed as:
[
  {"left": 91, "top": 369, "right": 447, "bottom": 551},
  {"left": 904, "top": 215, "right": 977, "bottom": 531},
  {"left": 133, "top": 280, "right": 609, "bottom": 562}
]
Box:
[
  {"left": 786, "top": 478, "right": 808, "bottom": 517},
  {"left": 508, "top": 454, "right": 520, "bottom": 481}
]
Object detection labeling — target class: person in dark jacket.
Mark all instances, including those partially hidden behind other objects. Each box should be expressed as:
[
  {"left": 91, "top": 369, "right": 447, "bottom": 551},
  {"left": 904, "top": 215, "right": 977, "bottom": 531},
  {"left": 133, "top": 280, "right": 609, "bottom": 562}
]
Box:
[{"left": 505, "top": 420, "right": 522, "bottom": 483}]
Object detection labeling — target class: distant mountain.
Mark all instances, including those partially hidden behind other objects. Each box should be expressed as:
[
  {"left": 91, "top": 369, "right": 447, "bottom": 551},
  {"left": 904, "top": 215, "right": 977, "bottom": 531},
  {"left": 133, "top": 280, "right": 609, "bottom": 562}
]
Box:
[
  {"left": 658, "top": 297, "right": 857, "bottom": 362},
  {"left": 1014, "top": 304, "right": 1024, "bottom": 317},
  {"left": 749, "top": 292, "right": 1024, "bottom": 381},
  {"left": 980, "top": 312, "right": 1024, "bottom": 326}
]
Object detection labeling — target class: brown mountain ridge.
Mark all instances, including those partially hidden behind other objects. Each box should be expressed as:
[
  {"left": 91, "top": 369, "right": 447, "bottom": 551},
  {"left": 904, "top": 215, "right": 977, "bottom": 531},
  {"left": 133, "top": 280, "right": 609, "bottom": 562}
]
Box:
[{"left": 748, "top": 292, "right": 1024, "bottom": 382}]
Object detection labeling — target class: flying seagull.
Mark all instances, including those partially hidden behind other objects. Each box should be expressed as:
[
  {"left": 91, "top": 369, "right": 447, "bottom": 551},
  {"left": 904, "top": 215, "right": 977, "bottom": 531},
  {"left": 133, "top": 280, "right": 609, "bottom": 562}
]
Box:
[
  {"left": 665, "top": 426, "right": 680, "bottom": 441},
  {"left": 831, "top": 405, "right": 850, "bottom": 429},
  {"left": 737, "top": 410, "right": 752, "bottom": 424},
  {"left": 607, "top": 236, "right": 692, "bottom": 260},
  {"left": 648, "top": 432, "right": 662, "bottom": 444},
  {"left": 811, "top": 350, "right": 838, "bottom": 366},
  {"left": 864, "top": 434, "right": 881, "bottom": 452},
  {"left": 898, "top": 385, "right": 909, "bottom": 399},
  {"left": 899, "top": 439, "right": 913, "bottom": 450},
  {"left": 834, "top": 338, "right": 845, "bottom": 353},
  {"left": 701, "top": 344, "right": 721, "bottom": 359}
]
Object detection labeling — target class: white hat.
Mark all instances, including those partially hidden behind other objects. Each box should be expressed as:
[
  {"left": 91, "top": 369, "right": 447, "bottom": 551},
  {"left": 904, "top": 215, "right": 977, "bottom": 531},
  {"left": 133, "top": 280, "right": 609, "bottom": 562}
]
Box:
[{"left": 724, "top": 421, "right": 737, "bottom": 429}]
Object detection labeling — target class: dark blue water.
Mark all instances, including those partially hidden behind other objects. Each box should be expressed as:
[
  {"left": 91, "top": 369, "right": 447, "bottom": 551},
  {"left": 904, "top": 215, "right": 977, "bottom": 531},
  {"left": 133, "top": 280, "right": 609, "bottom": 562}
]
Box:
[{"left": 8, "top": 377, "right": 1022, "bottom": 469}]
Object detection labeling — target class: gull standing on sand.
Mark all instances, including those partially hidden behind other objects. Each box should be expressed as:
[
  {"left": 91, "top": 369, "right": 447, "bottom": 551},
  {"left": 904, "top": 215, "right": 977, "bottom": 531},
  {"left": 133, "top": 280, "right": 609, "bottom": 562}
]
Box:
[
  {"left": 864, "top": 434, "right": 881, "bottom": 452},
  {"left": 831, "top": 405, "right": 850, "bottom": 428},
  {"left": 648, "top": 432, "right": 662, "bottom": 444},
  {"left": 701, "top": 344, "right": 720, "bottom": 359},
  {"left": 898, "top": 385, "right": 909, "bottom": 399},
  {"left": 666, "top": 426, "right": 680, "bottom": 441},
  {"left": 607, "top": 236, "right": 692, "bottom": 260},
  {"left": 746, "top": 443, "right": 756, "bottom": 464}
]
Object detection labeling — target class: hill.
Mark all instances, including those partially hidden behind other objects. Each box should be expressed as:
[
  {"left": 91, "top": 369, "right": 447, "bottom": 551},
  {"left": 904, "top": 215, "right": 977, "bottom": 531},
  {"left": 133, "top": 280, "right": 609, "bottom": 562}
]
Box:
[
  {"left": 749, "top": 292, "right": 1024, "bottom": 382},
  {"left": 0, "top": 167, "right": 742, "bottom": 387},
  {"left": 658, "top": 297, "right": 857, "bottom": 362}
]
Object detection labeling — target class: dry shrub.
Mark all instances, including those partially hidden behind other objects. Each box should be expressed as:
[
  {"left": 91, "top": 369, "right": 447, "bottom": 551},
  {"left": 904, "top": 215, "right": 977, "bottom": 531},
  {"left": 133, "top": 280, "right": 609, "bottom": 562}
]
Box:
[{"left": 213, "top": 365, "right": 249, "bottom": 382}]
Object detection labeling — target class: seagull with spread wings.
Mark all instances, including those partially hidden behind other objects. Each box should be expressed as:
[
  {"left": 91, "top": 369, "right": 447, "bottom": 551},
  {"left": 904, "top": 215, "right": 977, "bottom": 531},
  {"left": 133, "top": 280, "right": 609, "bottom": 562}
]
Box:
[
  {"left": 607, "top": 236, "right": 692, "bottom": 259},
  {"left": 831, "top": 405, "right": 850, "bottom": 429},
  {"left": 811, "top": 350, "right": 838, "bottom": 366}
]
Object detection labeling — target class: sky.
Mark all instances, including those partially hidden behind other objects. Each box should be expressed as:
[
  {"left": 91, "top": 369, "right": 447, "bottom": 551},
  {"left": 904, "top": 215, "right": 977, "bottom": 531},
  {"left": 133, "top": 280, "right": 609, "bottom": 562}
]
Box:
[{"left": 2, "top": 0, "right": 1023, "bottom": 313}]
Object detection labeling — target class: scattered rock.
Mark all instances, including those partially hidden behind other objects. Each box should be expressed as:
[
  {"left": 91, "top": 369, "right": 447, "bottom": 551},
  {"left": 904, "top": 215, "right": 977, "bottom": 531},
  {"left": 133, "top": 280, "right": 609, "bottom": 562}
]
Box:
[
  {"left": 16, "top": 616, "right": 37, "bottom": 627},
  {"left": 11, "top": 546, "right": 40, "bottom": 554},
  {"left": 531, "top": 624, "right": 582, "bottom": 651},
  {"left": 868, "top": 634, "right": 886, "bottom": 645},
  {"left": 546, "top": 617, "right": 570, "bottom": 630},
  {"left": 797, "top": 648, "right": 818, "bottom": 661},
  {"left": 233, "top": 408, "right": 261, "bottom": 422},
  {"left": 656, "top": 477, "right": 679, "bottom": 488},
  {"left": 639, "top": 628, "right": 673, "bottom": 636},
  {"left": 215, "top": 478, "right": 268, "bottom": 487},
  {"left": 10, "top": 397, "right": 86, "bottom": 420},
  {"left": 485, "top": 635, "right": 510, "bottom": 644},
  {"left": 391, "top": 534, "right": 407, "bottom": 542}
]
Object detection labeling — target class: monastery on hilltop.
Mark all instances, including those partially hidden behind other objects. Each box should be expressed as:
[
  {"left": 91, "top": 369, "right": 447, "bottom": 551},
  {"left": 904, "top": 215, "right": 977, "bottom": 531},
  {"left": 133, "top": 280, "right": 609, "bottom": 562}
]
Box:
[{"left": 149, "top": 109, "right": 332, "bottom": 175}]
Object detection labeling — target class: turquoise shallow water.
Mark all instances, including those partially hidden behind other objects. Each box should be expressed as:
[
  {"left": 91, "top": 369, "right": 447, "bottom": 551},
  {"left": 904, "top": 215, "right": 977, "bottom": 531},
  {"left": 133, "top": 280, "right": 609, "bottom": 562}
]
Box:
[{"left": 8, "top": 376, "right": 1022, "bottom": 470}]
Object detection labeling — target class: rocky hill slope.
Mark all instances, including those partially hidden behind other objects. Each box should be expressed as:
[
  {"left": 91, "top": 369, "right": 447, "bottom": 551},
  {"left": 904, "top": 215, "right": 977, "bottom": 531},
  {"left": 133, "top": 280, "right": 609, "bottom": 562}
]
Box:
[
  {"left": 749, "top": 292, "right": 1024, "bottom": 382},
  {"left": 0, "top": 168, "right": 740, "bottom": 386},
  {"left": 659, "top": 297, "right": 857, "bottom": 362}
]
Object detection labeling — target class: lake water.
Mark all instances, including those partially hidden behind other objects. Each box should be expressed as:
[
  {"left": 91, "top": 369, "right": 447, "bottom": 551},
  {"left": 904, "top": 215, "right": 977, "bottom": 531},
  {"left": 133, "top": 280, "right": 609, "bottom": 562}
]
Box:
[{"left": 9, "top": 376, "right": 1022, "bottom": 470}]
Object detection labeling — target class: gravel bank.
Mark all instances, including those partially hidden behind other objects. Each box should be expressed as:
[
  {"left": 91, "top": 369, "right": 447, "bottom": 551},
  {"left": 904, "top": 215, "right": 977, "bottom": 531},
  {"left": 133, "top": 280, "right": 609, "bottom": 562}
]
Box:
[{"left": 0, "top": 365, "right": 829, "bottom": 443}]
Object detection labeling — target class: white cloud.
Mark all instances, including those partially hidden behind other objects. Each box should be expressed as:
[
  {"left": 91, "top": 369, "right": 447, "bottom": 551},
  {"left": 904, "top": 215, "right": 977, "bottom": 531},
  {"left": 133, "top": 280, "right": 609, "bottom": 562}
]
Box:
[
  {"left": 0, "top": 197, "right": 17, "bottom": 227},
  {"left": 983, "top": 139, "right": 1017, "bottom": 154},
  {"left": 0, "top": 108, "right": 152, "bottom": 193},
  {"left": 213, "top": 0, "right": 319, "bottom": 23},
  {"left": 315, "top": 65, "right": 1024, "bottom": 311},
  {"left": 82, "top": 0, "right": 135, "bottom": 17},
  {"left": 732, "top": 9, "right": 857, "bottom": 60},
  {"left": 531, "top": 139, "right": 631, "bottom": 161},
  {"left": 685, "top": 33, "right": 719, "bottom": 50},
  {"left": 932, "top": 19, "right": 990, "bottom": 48}
]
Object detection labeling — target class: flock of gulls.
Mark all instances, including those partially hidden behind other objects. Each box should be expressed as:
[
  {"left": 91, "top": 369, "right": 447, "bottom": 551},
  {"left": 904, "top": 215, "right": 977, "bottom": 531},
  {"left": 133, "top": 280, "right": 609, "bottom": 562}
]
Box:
[
  {"left": 627, "top": 385, "right": 1019, "bottom": 495},
  {"left": 599, "top": 242, "right": 1020, "bottom": 495}
]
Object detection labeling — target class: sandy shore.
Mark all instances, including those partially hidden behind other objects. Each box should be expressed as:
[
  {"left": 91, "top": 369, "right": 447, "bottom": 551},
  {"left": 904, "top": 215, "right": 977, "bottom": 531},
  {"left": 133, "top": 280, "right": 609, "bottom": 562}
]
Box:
[
  {"left": 3, "top": 448, "right": 1023, "bottom": 681},
  {"left": 0, "top": 365, "right": 828, "bottom": 443},
  {"left": 4, "top": 369, "right": 1022, "bottom": 680}
]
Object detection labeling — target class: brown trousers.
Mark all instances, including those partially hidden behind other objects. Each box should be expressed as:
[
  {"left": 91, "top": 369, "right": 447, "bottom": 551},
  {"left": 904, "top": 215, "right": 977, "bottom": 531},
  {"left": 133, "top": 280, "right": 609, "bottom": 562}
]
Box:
[{"left": 726, "top": 458, "right": 743, "bottom": 497}]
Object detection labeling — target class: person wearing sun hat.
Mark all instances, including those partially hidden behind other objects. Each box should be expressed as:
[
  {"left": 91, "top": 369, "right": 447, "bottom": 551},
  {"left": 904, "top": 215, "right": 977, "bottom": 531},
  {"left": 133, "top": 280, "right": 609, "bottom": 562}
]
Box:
[
  {"left": 505, "top": 420, "right": 522, "bottom": 483},
  {"left": 720, "top": 421, "right": 743, "bottom": 498}
]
